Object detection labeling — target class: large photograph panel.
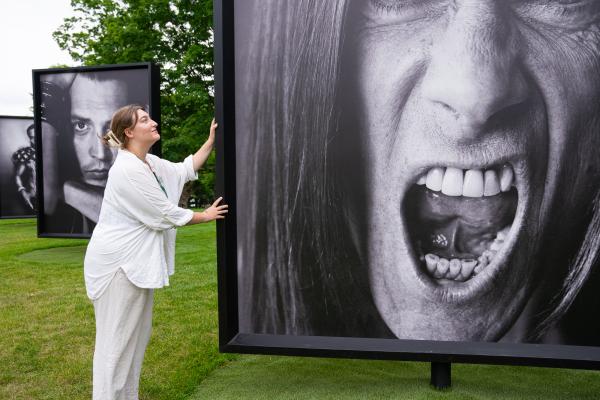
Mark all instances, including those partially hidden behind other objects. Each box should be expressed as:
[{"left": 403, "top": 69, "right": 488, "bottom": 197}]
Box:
[
  {"left": 228, "top": 0, "right": 600, "bottom": 361},
  {"left": 34, "top": 64, "right": 159, "bottom": 237},
  {"left": 0, "top": 116, "right": 36, "bottom": 218}
]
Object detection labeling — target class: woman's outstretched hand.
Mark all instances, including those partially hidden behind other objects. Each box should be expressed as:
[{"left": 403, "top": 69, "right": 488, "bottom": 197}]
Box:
[
  {"left": 193, "top": 118, "right": 218, "bottom": 172},
  {"left": 187, "top": 197, "right": 228, "bottom": 225},
  {"left": 202, "top": 197, "right": 228, "bottom": 221},
  {"left": 207, "top": 118, "right": 218, "bottom": 146}
]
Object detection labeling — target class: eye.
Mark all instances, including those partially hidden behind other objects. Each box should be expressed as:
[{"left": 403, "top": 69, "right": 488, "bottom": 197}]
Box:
[
  {"left": 72, "top": 120, "right": 90, "bottom": 135},
  {"left": 368, "top": 0, "right": 448, "bottom": 21},
  {"left": 372, "top": 0, "right": 408, "bottom": 11},
  {"left": 514, "top": 0, "right": 600, "bottom": 27},
  {"left": 556, "top": 0, "right": 588, "bottom": 4},
  {"left": 550, "top": 0, "right": 599, "bottom": 8}
]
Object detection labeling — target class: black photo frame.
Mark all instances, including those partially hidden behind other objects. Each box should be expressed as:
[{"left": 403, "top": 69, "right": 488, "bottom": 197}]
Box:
[
  {"left": 0, "top": 115, "right": 36, "bottom": 219},
  {"left": 214, "top": 0, "right": 600, "bottom": 370},
  {"left": 33, "top": 62, "right": 160, "bottom": 238}
]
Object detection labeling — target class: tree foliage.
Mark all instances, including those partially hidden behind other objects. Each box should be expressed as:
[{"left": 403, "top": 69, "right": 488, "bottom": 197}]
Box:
[{"left": 53, "top": 0, "right": 215, "bottom": 205}]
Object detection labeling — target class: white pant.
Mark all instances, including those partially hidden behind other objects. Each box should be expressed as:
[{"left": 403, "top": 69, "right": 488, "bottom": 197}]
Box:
[{"left": 92, "top": 269, "right": 153, "bottom": 400}]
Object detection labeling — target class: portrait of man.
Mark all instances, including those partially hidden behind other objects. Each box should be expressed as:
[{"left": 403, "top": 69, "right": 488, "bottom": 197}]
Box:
[
  {"left": 0, "top": 117, "right": 36, "bottom": 218},
  {"left": 36, "top": 67, "right": 152, "bottom": 236},
  {"left": 234, "top": 0, "right": 600, "bottom": 347}
]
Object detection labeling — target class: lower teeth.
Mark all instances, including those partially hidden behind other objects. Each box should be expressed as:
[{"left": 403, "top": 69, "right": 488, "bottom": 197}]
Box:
[{"left": 422, "top": 225, "right": 511, "bottom": 282}]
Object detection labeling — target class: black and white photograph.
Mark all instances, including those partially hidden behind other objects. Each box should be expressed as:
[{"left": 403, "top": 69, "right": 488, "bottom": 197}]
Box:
[
  {"left": 0, "top": 116, "right": 36, "bottom": 218},
  {"left": 33, "top": 63, "right": 159, "bottom": 237},
  {"left": 224, "top": 0, "right": 600, "bottom": 358}
]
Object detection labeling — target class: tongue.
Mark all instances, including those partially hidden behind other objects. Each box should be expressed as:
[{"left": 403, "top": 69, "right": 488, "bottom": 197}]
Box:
[{"left": 405, "top": 186, "right": 517, "bottom": 258}]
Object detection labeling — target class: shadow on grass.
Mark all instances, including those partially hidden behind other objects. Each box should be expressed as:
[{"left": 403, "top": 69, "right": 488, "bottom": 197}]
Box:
[
  {"left": 191, "top": 355, "right": 600, "bottom": 400},
  {"left": 17, "top": 245, "right": 88, "bottom": 264}
]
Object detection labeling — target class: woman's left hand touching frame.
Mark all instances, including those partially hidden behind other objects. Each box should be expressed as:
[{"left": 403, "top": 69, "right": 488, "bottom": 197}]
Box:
[
  {"left": 187, "top": 118, "right": 228, "bottom": 225},
  {"left": 193, "top": 118, "right": 219, "bottom": 172}
]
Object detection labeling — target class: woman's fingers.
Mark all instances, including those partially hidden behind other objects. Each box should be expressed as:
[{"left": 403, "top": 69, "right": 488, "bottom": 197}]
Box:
[{"left": 205, "top": 197, "right": 228, "bottom": 220}]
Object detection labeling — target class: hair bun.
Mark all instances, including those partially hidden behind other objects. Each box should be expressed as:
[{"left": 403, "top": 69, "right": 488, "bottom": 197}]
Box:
[{"left": 103, "top": 129, "right": 122, "bottom": 148}]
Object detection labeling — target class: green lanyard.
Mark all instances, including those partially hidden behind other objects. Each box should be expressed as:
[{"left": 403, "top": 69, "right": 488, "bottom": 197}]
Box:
[
  {"left": 150, "top": 168, "right": 168, "bottom": 197},
  {"left": 143, "top": 157, "right": 168, "bottom": 197}
]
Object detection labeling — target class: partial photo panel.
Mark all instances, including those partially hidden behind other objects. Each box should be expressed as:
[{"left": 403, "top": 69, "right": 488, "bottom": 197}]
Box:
[
  {"left": 33, "top": 63, "right": 160, "bottom": 238},
  {"left": 0, "top": 116, "right": 36, "bottom": 218}
]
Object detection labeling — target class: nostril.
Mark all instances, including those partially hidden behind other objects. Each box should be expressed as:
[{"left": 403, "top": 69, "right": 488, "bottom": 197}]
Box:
[{"left": 433, "top": 100, "right": 459, "bottom": 118}]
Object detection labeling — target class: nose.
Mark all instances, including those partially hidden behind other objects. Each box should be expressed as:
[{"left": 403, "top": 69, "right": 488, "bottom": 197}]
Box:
[
  {"left": 90, "top": 132, "right": 112, "bottom": 161},
  {"left": 421, "top": 1, "right": 528, "bottom": 140}
]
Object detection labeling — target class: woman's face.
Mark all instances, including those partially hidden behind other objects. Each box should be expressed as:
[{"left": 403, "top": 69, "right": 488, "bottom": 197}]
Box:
[
  {"left": 345, "top": 0, "right": 600, "bottom": 340},
  {"left": 127, "top": 110, "right": 160, "bottom": 147}
]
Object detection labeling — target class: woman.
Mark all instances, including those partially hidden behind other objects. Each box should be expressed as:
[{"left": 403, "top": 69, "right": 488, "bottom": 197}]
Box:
[
  {"left": 237, "top": 1, "right": 600, "bottom": 344},
  {"left": 84, "top": 104, "right": 227, "bottom": 399}
]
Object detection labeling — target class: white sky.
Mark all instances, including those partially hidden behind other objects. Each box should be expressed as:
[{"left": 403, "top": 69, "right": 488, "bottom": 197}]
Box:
[{"left": 0, "top": 0, "right": 75, "bottom": 116}]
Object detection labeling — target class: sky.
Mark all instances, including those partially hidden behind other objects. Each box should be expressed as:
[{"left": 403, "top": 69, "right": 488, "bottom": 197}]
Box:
[{"left": 0, "top": 0, "right": 75, "bottom": 116}]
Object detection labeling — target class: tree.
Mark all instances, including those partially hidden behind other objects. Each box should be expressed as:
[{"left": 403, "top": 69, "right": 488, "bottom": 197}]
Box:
[{"left": 53, "top": 0, "right": 215, "bottom": 205}]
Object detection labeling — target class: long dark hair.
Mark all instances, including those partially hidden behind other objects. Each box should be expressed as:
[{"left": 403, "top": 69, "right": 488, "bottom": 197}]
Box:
[{"left": 238, "top": 1, "right": 390, "bottom": 337}]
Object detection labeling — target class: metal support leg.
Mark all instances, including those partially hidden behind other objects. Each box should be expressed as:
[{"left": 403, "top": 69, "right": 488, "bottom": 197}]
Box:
[{"left": 430, "top": 362, "right": 451, "bottom": 389}]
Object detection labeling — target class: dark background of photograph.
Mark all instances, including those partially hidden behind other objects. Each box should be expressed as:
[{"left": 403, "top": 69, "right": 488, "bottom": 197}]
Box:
[
  {"left": 0, "top": 116, "right": 35, "bottom": 219},
  {"left": 33, "top": 63, "right": 160, "bottom": 238}
]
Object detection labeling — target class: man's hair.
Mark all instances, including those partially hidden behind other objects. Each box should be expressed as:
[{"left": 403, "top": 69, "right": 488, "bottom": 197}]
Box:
[
  {"left": 26, "top": 124, "right": 34, "bottom": 138},
  {"left": 68, "top": 69, "right": 145, "bottom": 94}
]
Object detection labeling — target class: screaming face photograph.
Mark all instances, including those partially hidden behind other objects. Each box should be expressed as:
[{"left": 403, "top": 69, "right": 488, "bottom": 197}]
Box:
[{"left": 232, "top": 0, "right": 600, "bottom": 348}]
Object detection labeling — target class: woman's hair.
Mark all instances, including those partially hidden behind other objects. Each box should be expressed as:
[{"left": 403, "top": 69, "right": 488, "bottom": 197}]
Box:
[
  {"left": 239, "top": 1, "right": 599, "bottom": 342},
  {"left": 102, "top": 104, "right": 145, "bottom": 148},
  {"left": 239, "top": 1, "right": 390, "bottom": 338}
]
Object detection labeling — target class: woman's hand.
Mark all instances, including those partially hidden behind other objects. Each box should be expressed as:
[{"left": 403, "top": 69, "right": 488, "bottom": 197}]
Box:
[
  {"left": 203, "top": 197, "right": 228, "bottom": 220},
  {"left": 207, "top": 118, "right": 218, "bottom": 146},
  {"left": 186, "top": 197, "right": 228, "bottom": 225},
  {"left": 193, "top": 118, "right": 218, "bottom": 171}
]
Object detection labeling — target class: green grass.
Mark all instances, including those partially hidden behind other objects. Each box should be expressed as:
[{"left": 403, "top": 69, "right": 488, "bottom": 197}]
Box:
[
  {"left": 0, "top": 218, "right": 234, "bottom": 400},
  {"left": 2, "top": 218, "right": 600, "bottom": 399},
  {"left": 191, "top": 356, "right": 600, "bottom": 399}
]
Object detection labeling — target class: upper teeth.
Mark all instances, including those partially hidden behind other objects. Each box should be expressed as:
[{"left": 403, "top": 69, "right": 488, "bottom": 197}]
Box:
[{"left": 417, "top": 165, "right": 514, "bottom": 197}]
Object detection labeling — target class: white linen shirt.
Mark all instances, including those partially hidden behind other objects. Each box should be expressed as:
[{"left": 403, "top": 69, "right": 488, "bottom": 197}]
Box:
[{"left": 84, "top": 149, "right": 197, "bottom": 300}]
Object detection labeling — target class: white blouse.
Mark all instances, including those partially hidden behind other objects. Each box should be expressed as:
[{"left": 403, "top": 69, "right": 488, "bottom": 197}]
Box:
[{"left": 84, "top": 149, "right": 197, "bottom": 300}]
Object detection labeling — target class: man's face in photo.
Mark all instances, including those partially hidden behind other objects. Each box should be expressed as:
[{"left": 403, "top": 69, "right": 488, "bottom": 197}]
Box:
[
  {"left": 69, "top": 75, "right": 126, "bottom": 187},
  {"left": 26, "top": 126, "right": 35, "bottom": 147},
  {"left": 344, "top": 0, "right": 600, "bottom": 340}
]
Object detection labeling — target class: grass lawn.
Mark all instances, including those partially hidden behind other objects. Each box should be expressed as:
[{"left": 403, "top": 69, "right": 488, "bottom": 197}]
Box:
[
  {"left": 1, "top": 218, "right": 600, "bottom": 399},
  {"left": 0, "top": 218, "right": 234, "bottom": 400},
  {"left": 192, "top": 355, "right": 600, "bottom": 400}
]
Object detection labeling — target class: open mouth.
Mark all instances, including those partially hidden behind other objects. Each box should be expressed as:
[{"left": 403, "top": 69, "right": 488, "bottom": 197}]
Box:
[{"left": 404, "top": 164, "right": 518, "bottom": 283}]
